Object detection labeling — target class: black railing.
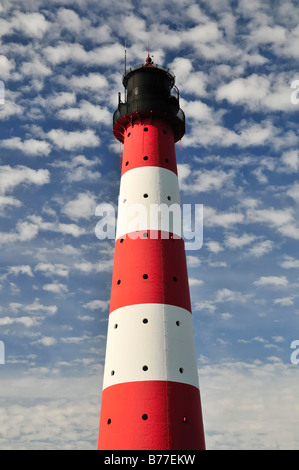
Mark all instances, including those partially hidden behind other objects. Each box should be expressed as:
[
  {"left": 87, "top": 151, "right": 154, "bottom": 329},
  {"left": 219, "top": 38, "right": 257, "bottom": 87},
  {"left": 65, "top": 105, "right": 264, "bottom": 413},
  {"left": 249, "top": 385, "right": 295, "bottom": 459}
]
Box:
[
  {"left": 171, "top": 85, "right": 179, "bottom": 100},
  {"left": 113, "top": 103, "right": 185, "bottom": 127}
]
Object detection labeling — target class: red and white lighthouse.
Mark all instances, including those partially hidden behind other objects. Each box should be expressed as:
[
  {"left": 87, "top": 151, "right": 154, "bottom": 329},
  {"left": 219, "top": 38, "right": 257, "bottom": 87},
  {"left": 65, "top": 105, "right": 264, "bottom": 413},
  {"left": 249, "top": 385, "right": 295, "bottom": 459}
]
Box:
[{"left": 98, "top": 56, "right": 205, "bottom": 450}]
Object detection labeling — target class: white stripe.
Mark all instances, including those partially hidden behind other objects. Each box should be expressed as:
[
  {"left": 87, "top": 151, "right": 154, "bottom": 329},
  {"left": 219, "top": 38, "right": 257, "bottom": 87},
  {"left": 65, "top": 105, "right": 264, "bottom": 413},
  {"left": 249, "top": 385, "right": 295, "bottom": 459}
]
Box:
[
  {"left": 102, "top": 304, "right": 199, "bottom": 390},
  {"left": 116, "top": 166, "right": 182, "bottom": 239}
]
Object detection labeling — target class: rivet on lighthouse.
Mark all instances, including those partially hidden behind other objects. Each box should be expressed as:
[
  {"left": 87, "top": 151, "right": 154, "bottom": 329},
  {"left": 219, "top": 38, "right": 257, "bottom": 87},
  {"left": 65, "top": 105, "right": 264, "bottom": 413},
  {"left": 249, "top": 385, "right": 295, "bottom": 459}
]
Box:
[{"left": 98, "top": 55, "right": 206, "bottom": 450}]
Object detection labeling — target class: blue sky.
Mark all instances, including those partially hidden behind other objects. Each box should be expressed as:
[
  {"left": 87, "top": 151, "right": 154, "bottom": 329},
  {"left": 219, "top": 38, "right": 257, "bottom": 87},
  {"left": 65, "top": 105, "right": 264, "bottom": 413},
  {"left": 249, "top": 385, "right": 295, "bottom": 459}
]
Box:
[{"left": 0, "top": 0, "right": 299, "bottom": 450}]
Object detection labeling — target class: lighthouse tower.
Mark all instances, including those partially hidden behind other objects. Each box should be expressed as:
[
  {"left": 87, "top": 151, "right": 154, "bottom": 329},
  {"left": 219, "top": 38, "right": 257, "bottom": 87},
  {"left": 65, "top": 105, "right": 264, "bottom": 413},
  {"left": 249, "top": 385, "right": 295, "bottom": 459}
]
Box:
[{"left": 98, "top": 56, "right": 205, "bottom": 450}]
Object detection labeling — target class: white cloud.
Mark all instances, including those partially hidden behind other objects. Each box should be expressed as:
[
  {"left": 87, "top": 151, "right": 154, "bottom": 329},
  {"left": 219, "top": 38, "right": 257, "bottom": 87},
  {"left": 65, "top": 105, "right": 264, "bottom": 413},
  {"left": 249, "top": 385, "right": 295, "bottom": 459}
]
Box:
[
  {"left": 280, "top": 27, "right": 299, "bottom": 59},
  {"left": 0, "top": 370, "right": 101, "bottom": 449},
  {"left": 0, "top": 316, "right": 40, "bottom": 327},
  {"left": 170, "top": 57, "right": 193, "bottom": 77},
  {"left": 194, "top": 301, "right": 217, "bottom": 314},
  {"left": 8, "top": 303, "right": 24, "bottom": 314},
  {"left": 186, "top": 4, "right": 209, "bottom": 23},
  {"left": 0, "top": 196, "right": 22, "bottom": 212},
  {"left": 20, "top": 59, "right": 52, "bottom": 78},
  {"left": 281, "top": 150, "right": 299, "bottom": 171},
  {"left": 8, "top": 266, "right": 34, "bottom": 277},
  {"left": 0, "top": 17, "right": 12, "bottom": 38},
  {"left": 42, "top": 282, "right": 68, "bottom": 295},
  {"left": 1, "top": 137, "right": 51, "bottom": 157},
  {"left": 60, "top": 335, "right": 89, "bottom": 344},
  {"left": 216, "top": 73, "right": 296, "bottom": 113},
  {"left": 50, "top": 155, "right": 101, "bottom": 183},
  {"left": 273, "top": 297, "right": 294, "bottom": 306},
  {"left": 280, "top": 256, "right": 299, "bottom": 269},
  {"left": 44, "top": 42, "right": 86, "bottom": 65},
  {"left": 252, "top": 167, "right": 268, "bottom": 184},
  {"left": 0, "top": 13, "right": 50, "bottom": 45},
  {"left": 247, "top": 240, "right": 274, "bottom": 258},
  {"left": 180, "top": 98, "right": 216, "bottom": 122},
  {"left": 8, "top": 299, "right": 58, "bottom": 317},
  {"left": 251, "top": 25, "right": 287, "bottom": 45},
  {"left": 0, "top": 359, "right": 298, "bottom": 449},
  {"left": 57, "top": 100, "right": 110, "bottom": 124},
  {"left": 205, "top": 241, "right": 223, "bottom": 253},
  {"left": 0, "top": 99, "right": 24, "bottom": 120},
  {"left": 57, "top": 7, "right": 83, "bottom": 33},
  {"left": 246, "top": 207, "right": 294, "bottom": 228},
  {"left": 49, "top": 92, "right": 77, "bottom": 109},
  {"left": 12, "top": 12, "right": 50, "bottom": 38},
  {"left": 84, "top": 23, "right": 112, "bottom": 44},
  {"left": 217, "top": 74, "right": 270, "bottom": 108},
  {"left": 83, "top": 300, "right": 110, "bottom": 311},
  {"left": 245, "top": 202, "right": 299, "bottom": 241},
  {"left": 75, "top": 259, "right": 113, "bottom": 273},
  {"left": 28, "top": 215, "right": 86, "bottom": 238},
  {"left": 200, "top": 360, "right": 299, "bottom": 449},
  {"left": 208, "top": 261, "right": 227, "bottom": 268},
  {"left": 0, "top": 165, "right": 50, "bottom": 195},
  {"left": 182, "top": 22, "right": 222, "bottom": 44},
  {"left": 186, "top": 255, "right": 201, "bottom": 267},
  {"left": 184, "top": 21, "right": 242, "bottom": 61},
  {"left": 0, "top": 221, "right": 39, "bottom": 246},
  {"left": 204, "top": 206, "right": 244, "bottom": 228},
  {"left": 35, "top": 263, "right": 70, "bottom": 278},
  {"left": 224, "top": 233, "right": 256, "bottom": 249},
  {"left": 33, "top": 337, "right": 57, "bottom": 347},
  {"left": 251, "top": 336, "right": 267, "bottom": 343},
  {"left": 24, "top": 300, "right": 58, "bottom": 316},
  {"left": 0, "top": 55, "right": 15, "bottom": 80},
  {"left": 16, "top": 220, "right": 37, "bottom": 241},
  {"left": 47, "top": 129, "right": 100, "bottom": 151},
  {"left": 67, "top": 73, "right": 108, "bottom": 91},
  {"left": 286, "top": 183, "right": 299, "bottom": 203},
  {"left": 61, "top": 192, "right": 97, "bottom": 221},
  {"left": 220, "top": 312, "right": 233, "bottom": 320},
  {"left": 179, "top": 164, "right": 234, "bottom": 194},
  {"left": 170, "top": 58, "right": 208, "bottom": 97},
  {"left": 253, "top": 276, "right": 289, "bottom": 287},
  {"left": 272, "top": 336, "right": 285, "bottom": 343},
  {"left": 278, "top": 223, "right": 299, "bottom": 240},
  {"left": 189, "top": 278, "right": 204, "bottom": 287},
  {"left": 77, "top": 315, "right": 94, "bottom": 322},
  {"left": 183, "top": 119, "right": 280, "bottom": 149},
  {"left": 121, "top": 14, "right": 149, "bottom": 43},
  {"left": 215, "top": 288, "right": 252, "bottom": 303},
  {"left": 43, "top": 42, "right": 124, "bottom": 66},
  {"left": 177, "top": 163, "right": 191, "bottom": 184}
]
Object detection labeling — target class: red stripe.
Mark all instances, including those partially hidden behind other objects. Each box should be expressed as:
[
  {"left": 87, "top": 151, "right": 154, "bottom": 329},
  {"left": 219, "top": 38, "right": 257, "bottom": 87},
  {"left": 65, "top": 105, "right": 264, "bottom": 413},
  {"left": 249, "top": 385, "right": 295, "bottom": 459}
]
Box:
[
  {"left": 109, "top": 231, "right": 191, "bottom": 314},
  {"left": 98, "top": 380, "right": 205, "bottom": 450},
  {"left": 121, "top": 121, "right": 177, "bottom": 177}
]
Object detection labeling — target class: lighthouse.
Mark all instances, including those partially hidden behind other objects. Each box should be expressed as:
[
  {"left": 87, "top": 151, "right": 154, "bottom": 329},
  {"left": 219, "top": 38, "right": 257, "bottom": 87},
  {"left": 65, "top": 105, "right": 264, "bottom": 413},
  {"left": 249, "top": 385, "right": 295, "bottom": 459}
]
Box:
[{"left": 98, "top": 56, "right": 205, "bottom": 450}]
